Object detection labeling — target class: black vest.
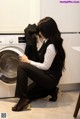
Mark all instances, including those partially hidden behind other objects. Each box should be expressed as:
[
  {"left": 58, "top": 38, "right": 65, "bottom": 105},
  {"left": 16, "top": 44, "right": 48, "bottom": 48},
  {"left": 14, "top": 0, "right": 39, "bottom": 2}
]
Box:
[
  {"left": 25, "top": 38, "right": 62, "bottom": 80},
  {"left": 37, "top": 40, "right": 62, "bottom": 80}
]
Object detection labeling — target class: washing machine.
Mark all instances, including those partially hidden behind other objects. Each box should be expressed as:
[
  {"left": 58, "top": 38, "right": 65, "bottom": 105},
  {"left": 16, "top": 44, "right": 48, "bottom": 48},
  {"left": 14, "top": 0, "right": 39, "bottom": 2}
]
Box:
[{"left": 0, "top": 34, "right": 26, "bottom": 98}]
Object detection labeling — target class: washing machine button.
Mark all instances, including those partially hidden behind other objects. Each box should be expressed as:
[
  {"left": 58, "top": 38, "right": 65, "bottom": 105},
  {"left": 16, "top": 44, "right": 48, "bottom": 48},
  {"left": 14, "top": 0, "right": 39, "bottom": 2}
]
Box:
[{"left": 9, "top": 39, "right": 13, "bottom": 44}]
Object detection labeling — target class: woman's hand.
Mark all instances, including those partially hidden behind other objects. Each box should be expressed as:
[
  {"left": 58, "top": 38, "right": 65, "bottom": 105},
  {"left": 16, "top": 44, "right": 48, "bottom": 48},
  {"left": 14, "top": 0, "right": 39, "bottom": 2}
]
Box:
[{"left": 19, "top": 55, "right": 30, "bottom": 63}]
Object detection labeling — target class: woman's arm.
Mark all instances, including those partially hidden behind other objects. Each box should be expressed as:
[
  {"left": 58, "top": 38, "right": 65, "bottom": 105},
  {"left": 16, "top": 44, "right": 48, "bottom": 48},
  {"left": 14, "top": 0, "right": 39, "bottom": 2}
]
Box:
[
  {"left": 30, "top": 44, "right": 56, "bottom": 70},
  {"left": 19, "top": 44, "right": 56, "bottom": 70}
]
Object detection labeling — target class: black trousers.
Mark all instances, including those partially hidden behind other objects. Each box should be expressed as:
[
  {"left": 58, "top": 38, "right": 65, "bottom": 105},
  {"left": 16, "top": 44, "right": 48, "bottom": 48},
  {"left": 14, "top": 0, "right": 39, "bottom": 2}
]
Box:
[{"left": 15, "top": 62, "right": 59, "bottom": 100}]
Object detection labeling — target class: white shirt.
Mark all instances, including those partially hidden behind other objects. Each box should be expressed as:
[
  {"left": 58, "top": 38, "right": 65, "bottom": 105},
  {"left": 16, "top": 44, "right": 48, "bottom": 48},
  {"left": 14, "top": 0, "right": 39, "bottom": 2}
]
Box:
[{"left": 30, "top": 38, "right": 56, "bottom": 70}]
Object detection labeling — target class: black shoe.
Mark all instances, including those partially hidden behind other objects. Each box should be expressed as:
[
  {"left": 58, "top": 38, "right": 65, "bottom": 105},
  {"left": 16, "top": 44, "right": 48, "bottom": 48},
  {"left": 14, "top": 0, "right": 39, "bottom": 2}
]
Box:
[
  {"left": 49, "top": 87, "right": 59, "bottom": 102},
  {"left": 12, "top": 98, "right": 30, "bottom": 111}
]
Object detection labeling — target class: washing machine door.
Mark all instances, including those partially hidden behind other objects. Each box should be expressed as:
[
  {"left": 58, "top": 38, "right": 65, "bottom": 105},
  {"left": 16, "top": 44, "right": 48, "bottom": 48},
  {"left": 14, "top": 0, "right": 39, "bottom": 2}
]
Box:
[{"left": 0, "top": 46, "right": 24, "bottom": 84}]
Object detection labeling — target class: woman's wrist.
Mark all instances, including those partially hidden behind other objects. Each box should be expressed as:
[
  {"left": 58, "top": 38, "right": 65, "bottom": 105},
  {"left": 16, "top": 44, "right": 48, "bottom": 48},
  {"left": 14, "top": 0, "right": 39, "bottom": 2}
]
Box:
[{"left": 28, "top": 59, "right": 31, "bottom": 64}]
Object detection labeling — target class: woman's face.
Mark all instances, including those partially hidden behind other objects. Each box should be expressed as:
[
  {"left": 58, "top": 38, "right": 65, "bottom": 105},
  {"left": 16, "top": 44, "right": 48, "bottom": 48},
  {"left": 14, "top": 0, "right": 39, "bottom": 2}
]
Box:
[{"left": 35, "top": 32, "right": 46, "bottom": 43}]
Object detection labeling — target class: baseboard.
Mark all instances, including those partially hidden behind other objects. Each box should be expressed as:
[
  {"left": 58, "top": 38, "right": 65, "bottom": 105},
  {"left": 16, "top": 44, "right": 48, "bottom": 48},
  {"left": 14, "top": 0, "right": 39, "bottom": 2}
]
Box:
[{"left": 58, "top": 83, "right": 80, "bottom": 92}]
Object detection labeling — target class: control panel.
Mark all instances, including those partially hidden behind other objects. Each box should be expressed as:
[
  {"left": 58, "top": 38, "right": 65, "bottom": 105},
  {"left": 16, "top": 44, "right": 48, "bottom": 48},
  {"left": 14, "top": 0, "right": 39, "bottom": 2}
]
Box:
[{"left": 0, "top": 35, "right": 25, "bottom": 44}]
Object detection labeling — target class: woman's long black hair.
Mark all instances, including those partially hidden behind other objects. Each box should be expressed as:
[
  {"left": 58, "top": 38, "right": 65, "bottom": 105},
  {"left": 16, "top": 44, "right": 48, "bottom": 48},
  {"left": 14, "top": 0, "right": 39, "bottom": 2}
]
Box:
[{"left": 38, "top": 17, "right": 65, "bottom": 71}]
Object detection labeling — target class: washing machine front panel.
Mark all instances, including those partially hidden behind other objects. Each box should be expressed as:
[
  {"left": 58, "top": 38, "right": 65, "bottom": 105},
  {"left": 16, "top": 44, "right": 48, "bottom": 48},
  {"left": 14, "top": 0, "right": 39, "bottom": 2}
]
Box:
[
  {"left": 0, "top": 35, "right": 26, "bottom": 84},
  {"left": 0, "top": 35, "right": 26, "bottom": 97}
]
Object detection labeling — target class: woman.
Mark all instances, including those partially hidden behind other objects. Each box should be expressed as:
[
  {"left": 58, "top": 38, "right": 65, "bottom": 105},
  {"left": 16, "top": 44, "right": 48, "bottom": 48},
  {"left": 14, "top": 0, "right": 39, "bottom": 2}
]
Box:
[{"left": 12, "top": 17, "right": 65, "bottom": 111}]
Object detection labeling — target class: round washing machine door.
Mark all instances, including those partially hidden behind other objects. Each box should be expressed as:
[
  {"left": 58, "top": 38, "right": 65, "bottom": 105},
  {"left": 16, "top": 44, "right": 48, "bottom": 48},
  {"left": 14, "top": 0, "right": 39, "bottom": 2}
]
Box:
[{"left": 0, "top": 46, "right": 24, "bottom": 84}]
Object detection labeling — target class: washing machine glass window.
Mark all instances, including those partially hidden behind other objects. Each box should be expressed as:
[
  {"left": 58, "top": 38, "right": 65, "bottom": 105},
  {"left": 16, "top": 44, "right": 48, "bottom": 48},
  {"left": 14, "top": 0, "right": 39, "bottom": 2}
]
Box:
[{"left": 0, "top": 50, "right": 21, "bottom": 84}]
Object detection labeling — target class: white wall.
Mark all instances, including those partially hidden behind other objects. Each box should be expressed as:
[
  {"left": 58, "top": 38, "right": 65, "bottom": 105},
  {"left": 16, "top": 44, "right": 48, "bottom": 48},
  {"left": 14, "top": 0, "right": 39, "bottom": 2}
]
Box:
[
  {"left": 1, "top": 0, "right": 80, "bottom": 33},
  {"left": 40, "top": 0, "right": 80, "bottom": 32},
  {"left": 59, "top": 34, "right": 80, "bottom": 84},
  {"left": 40, "top": 0, "right": 80, "bottom": 84},
  {"left": 0, "top": 0, "right": 40, "bottom": 33}
]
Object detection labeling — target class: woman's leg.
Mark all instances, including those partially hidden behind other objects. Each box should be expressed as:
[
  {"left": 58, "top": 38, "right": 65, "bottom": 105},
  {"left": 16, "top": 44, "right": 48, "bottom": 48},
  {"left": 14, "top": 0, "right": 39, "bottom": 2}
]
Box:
[
  {"left": 28, "top": 82, "right": 49, "bottom": 100},
  {"left": 12, "top": 62, "right": 59, "bottom": 111},
  {"left": 15, "top": 63, "right": 28, "bottom": 98},
  {"left": 15, "top": 62, "right": 59, "bottom": 98},
  {"left": 28, "top": 82, "right": 59, "bottom": 101},
  {"left": 15, "top": 62, "right": 58, "bottom": 96}
]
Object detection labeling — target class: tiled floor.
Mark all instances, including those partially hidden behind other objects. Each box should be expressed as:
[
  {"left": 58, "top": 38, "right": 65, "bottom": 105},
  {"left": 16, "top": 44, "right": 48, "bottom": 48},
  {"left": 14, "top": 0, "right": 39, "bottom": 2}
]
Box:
[{"left": 0, "top": 91, "right": 80, "bottom": 119}]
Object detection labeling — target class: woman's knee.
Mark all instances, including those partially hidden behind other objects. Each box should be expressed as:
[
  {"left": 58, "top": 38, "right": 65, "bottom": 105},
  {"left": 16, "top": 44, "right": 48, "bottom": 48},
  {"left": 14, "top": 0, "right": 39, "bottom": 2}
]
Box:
[
  {"left": 17, "top": 62, "right": 26, "bottom": 71},
  {"left": 17, "top": 62, "right": 31, "bottom": 71}
]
